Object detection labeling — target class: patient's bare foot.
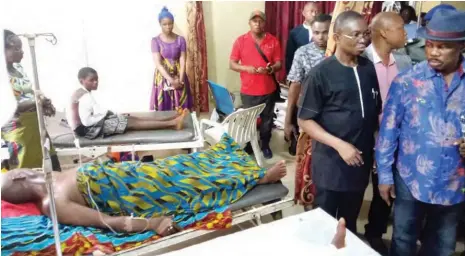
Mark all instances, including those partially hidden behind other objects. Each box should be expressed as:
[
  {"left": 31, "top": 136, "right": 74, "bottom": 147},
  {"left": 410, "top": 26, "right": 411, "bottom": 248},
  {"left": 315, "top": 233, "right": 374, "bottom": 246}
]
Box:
[
  {"left": 172, "top": 111, "right": 186, "bottom": 130},
  {"left": 332, "top": 218, "right": 346, "bottom": 249},
  {"left": 259, "top": 160, "right": 287, "bottom": 184}
]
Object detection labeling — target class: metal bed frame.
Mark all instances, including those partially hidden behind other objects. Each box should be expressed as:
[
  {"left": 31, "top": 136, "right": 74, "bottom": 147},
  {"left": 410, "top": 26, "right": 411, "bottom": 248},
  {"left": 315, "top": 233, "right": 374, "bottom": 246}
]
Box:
[{"left": 16, "top": 32, "right": 295, "bottom": 256}]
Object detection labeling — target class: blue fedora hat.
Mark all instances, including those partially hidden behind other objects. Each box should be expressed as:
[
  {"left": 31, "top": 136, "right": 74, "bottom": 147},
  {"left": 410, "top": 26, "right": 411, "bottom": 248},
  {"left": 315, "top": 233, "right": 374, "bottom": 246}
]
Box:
[
  {"left": 417, "top": 8, "right": 465, "bottom": 41},
  {"left": 424, "top": 4, "right": 456, "bottom": 21}
]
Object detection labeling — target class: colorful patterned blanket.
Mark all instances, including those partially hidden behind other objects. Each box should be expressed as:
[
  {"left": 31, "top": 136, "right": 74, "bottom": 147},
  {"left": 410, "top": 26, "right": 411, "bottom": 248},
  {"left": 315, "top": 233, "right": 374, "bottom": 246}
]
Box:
[
  {"left": 1, "top": 210, "right": 232, "bottom": 256},
  {"left": 2, "top": 134, "right": 262, "bottom": 255}
]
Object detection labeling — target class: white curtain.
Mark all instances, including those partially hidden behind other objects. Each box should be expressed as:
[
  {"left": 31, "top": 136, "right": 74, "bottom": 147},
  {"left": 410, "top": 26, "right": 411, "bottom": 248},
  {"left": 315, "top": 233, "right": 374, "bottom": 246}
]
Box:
[{"left": 2, "top": 0, "right": 187, "bottom": 113}]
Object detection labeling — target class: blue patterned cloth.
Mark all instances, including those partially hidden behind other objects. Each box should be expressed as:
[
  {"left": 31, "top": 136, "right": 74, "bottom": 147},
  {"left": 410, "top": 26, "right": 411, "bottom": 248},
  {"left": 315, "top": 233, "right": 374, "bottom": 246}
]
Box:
[
  {"left": 1, "top": 215, "right": 155, "bottom": 255},
  {"left": 376, "top": 59, "right": 465, "bottom": 205}
]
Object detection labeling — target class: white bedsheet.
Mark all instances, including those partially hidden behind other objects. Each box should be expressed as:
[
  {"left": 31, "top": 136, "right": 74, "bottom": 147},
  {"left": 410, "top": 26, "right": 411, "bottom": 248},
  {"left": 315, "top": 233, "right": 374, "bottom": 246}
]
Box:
[{"left": 161, "top": 208, "right": 380, "bottom": 256}]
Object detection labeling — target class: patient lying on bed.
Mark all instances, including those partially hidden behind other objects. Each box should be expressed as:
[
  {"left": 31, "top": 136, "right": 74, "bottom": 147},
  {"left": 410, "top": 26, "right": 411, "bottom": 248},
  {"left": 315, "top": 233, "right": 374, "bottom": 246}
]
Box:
[
  {"left": 67, "top": 67, "right": 187, "bottom": 140},
  {"left": 1, "top": 135, "right": 287, "bottom": 237}
]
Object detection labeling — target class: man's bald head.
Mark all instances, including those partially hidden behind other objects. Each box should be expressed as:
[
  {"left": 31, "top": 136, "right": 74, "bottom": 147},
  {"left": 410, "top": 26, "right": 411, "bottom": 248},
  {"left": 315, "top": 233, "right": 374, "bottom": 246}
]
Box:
[
  {"left": 371, "top": 12, "right": 404, "bottom": 33},
  {"left": 333, "top": 11, "right": 364, "bottom": 33},
  {"left": 370, "top": 12, "right": 406, "bottom": 49}
]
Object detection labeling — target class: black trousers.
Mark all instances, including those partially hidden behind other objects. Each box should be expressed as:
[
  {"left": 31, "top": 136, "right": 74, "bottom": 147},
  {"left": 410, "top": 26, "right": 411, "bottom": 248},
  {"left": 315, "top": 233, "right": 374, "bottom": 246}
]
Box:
[
  {"left": 288, "top": 108, "right": 299, "bottom": 155},
  {"left": 364, "top": 170, "right": 392, "bottom": 238},
  {"left": 315, "top": 187, "right": 365, "bottom": 234},
  {"left": 240, "top": 93, "right": 275, "bottom": 146}
]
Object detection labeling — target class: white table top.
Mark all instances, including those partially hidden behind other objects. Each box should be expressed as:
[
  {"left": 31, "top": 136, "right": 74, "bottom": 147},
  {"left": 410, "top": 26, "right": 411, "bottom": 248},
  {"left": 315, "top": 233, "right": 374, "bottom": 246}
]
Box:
[{"left": 161, "top": 208, "right": 380, "bottom": 256}]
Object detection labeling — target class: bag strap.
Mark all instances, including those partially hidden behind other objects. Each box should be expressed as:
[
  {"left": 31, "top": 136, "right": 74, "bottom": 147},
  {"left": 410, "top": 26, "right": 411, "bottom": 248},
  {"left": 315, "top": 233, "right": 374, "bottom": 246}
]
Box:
[
  {"left": 253, "top": 42, "right": 279, "bottom": 86},
  {"left": 254, "top": 42, "right": 270, "bottom": 64}
]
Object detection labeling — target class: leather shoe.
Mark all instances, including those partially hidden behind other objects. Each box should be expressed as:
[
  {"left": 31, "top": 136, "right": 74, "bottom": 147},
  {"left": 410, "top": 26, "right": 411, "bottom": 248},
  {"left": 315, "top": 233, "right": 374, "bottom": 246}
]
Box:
[
  {"left": 366, "top": 237, "right": 389, "bottom": 256},
  {"left": 262, "top": 146, "right": 273, "bottom": 159}
]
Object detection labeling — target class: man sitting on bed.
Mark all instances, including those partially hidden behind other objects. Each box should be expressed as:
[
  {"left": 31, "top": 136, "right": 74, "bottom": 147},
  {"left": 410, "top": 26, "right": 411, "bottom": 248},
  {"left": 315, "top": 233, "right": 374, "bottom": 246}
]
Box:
[
  {"left": 67, "top": 67, "right": 187, "bottom": 140},
  {"left": 1, "top": 135, "right": 287, "bottom": 237}
]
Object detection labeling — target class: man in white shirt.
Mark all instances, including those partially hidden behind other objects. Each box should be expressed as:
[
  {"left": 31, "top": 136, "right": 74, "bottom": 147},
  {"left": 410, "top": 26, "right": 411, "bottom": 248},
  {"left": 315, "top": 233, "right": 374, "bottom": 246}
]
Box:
[
  {"left": 68, "top": 67, "right": 186, "bottom": 139},
  {"left": 285, "top": 2, "right": 321, "bottom": 75}
]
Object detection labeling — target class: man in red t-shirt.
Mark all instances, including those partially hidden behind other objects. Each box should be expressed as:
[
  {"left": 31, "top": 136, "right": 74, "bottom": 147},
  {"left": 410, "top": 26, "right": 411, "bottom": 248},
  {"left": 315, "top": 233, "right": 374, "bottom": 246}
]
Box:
[{"left": 229, "top": 10, "right": 282, "bottom": 159}]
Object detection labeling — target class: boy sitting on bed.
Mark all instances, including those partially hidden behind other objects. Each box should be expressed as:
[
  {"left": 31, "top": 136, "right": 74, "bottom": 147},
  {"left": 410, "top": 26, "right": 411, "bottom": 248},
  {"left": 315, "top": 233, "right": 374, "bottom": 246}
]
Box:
[{"left": 67, "top": 67, "right": 187, "bottom": 140}]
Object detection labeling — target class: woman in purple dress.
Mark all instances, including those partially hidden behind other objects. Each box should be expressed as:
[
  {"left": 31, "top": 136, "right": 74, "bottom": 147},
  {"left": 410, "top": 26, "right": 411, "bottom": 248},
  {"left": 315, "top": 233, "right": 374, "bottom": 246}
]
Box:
[{"left": 150, "top": 7, "right": 193, "bottom": 111}]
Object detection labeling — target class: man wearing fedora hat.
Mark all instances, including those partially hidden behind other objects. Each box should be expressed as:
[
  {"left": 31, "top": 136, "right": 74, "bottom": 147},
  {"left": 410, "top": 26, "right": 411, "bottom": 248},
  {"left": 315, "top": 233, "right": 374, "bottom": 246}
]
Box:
[
  {"left": 403, "top": 4, "right": 457, "bottom": 64},
  {"left": 230, "top": 10, "right": 282, "bottom": 160},
  {"left": 376, "top": 8, "right": 465, "bottom": 256}
]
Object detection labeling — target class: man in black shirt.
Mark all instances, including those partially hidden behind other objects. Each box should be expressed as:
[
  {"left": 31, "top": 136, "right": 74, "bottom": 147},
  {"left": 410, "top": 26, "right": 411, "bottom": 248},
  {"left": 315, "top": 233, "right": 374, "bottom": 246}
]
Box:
[{"left": 297, "top": 11, "right": 381, "bottom": 233}]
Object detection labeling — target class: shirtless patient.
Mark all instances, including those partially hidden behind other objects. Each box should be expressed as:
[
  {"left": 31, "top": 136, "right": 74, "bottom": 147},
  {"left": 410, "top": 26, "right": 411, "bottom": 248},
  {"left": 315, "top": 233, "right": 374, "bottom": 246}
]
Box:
[
  {"left": 1, "top": 135, "right": 288, "bottom": 237},
  {"left": 68, "top": 67, "right": 187, "bottom": 140},
  {"left": 1, "top": 166, "right": 348, "bottom": 249}
]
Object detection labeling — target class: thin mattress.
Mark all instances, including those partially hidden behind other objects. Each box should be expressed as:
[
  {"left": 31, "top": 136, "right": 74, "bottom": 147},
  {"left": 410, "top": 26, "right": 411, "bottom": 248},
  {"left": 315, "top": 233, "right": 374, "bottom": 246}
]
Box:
[
  {"left": 50, "top": 111, "right": 196, "bottom": 148},
  {"left": 229, "top": 182, "right": 288, "bottom": 211}
]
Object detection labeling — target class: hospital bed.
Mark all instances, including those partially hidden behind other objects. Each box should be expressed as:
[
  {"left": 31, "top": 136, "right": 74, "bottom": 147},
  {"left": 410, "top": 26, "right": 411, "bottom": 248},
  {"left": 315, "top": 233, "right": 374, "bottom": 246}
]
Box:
[
  {"left": 45, "top": 110, "right": 295, "bottom": 255},
  {"left": 111, "top": 182, "right": 293, "bottom": 255},
  {"left": 48, "top": 111, "right": 204, "bottom": 160},
  {"left": 7, "top": 32, "right": 295, "bottom": 256}
]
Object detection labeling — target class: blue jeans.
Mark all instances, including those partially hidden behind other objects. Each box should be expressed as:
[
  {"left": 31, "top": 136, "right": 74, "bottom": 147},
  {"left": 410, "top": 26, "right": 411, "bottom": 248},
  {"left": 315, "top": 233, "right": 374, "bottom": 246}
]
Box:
[{"left": 391, "top": 172, "right": 464, "bottom": 256}]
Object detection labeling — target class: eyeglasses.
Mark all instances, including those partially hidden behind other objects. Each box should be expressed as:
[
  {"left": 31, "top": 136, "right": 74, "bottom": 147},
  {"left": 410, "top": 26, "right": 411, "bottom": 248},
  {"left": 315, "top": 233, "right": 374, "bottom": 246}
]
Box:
[{"left": 340, "top": 31, "right": 371, "bottom": 41}]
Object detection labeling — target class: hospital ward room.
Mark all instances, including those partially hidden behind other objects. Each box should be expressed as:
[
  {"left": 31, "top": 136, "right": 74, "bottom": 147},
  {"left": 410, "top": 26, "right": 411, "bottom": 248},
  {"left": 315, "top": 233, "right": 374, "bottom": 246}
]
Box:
[{"left": 2, "top": 0, "right": 465, "bottom": 255}]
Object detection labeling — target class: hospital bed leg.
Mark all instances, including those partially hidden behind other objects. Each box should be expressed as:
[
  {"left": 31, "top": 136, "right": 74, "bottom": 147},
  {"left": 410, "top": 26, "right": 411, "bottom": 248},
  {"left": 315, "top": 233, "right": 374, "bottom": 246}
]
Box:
[
  {"left": 250, "top": 139, "right": 264, "bottom": 167},
  {"left": 263, "top": 197, "right": 284, "bottom": 220},
  {"left": 253, "top": 213, "right": 262, "bottom": 225},
  {"left": 131, "top": 145, "right": 135, "bottom": 161}
]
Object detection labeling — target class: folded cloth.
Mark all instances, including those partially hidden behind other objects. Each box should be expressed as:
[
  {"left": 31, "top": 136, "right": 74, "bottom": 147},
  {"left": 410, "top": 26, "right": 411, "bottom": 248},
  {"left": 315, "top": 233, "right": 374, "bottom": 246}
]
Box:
[{"left": 1, "top": 200, "right": 42, "bottom": 218}]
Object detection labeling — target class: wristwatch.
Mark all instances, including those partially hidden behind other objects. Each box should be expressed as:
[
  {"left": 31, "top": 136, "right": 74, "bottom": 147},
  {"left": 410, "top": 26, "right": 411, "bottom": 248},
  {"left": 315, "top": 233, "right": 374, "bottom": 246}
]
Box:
[{"left": 267, "top": 66, "right": 273, "bottom": 74}]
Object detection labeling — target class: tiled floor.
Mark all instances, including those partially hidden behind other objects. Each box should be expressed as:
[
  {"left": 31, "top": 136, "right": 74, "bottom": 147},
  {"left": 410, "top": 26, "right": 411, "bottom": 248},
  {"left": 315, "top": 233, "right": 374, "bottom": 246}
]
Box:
[{"left": 57, "top": 125, "right": 465, "bottom": 255}]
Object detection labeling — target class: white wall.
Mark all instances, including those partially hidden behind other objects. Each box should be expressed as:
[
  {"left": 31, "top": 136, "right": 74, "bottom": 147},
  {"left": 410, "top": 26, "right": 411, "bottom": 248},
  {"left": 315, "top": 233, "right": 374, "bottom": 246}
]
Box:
[{"left": 3, "top": 0, "right": 187, "bottom": 113}]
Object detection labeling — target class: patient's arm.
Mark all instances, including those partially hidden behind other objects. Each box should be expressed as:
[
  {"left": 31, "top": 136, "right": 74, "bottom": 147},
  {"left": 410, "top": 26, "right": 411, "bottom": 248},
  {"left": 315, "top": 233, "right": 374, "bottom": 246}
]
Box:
[
  {"left": 43, "top": 198, "right": 176, "bottom": 235},
  {"left": 49, "top": 199, "right": 127, "bottom": 232}
]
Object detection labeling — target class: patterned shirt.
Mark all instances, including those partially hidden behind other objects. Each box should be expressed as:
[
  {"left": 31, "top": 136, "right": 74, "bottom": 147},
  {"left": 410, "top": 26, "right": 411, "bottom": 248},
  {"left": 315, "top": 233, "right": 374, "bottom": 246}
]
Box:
[
  {"left": 376, "top": 59, "right": 465, "bottom": 205},
  {"left": 1, "top": 64, "right": 35, "bottom": 133},
  {"left": 287, "top": 42, "right": 325, "bottom": 83}
]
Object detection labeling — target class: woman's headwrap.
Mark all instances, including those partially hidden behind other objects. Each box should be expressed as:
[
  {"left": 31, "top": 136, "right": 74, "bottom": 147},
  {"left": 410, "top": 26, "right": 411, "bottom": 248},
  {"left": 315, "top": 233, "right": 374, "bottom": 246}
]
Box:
[{"left": 158, "top": 6, "right": 174, "bottom": 22}]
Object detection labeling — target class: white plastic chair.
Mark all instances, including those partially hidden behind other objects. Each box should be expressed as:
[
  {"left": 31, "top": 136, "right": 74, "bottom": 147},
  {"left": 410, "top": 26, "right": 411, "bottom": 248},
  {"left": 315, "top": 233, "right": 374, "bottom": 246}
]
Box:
[{"left": 200, "top": 104, "right": 266, "bottom": 167}]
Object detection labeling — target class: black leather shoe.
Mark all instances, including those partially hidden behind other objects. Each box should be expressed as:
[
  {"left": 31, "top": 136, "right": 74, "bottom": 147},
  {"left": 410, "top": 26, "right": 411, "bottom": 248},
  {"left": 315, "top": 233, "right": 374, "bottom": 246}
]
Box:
[
  {"left": 366, "top": 237, "right": 389, "bottom": 256},
  {"left": 262, "top": 146, "right": 273, "bottom": 159}
]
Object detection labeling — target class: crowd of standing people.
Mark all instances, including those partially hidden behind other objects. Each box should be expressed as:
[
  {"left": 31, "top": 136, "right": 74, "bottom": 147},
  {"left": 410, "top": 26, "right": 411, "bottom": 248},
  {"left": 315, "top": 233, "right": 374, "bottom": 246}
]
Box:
[{"left": 228, "top": 2, "right": 465, "bottom": 256}]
